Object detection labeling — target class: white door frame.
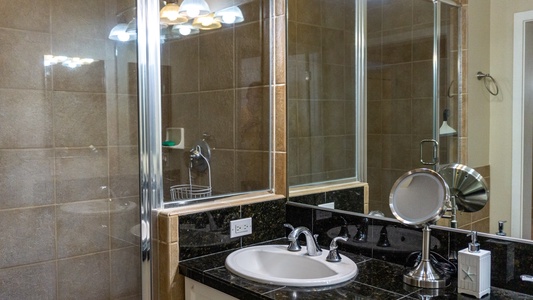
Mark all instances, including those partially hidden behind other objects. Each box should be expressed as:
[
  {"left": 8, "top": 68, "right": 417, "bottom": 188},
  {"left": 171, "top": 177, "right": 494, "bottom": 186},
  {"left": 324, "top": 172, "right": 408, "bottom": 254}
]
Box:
[{"left": 511, "top": 10, "right": 533, "bottom": 238}]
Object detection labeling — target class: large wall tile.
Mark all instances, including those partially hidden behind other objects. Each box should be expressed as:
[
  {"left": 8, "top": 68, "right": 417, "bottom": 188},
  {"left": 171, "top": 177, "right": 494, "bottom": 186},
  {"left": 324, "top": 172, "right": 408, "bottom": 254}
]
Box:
[
  {"left": 51, "top": 0, "right": 107, "bottom": 39},
  {"left": 236, "top": 86, "right": 269, "bottom": 151},
  {"left": 0, "top": 207, "right": 56, "bottom": 268},
  {"left": 0, "top": 262, "right": 56, "bottom": 300},
  {"left": 0, "top": 89, "right": 53, "bottom": 148},
  {"left": 57, "top": 252, "right": 110, "bottom": 299},
  {"left": 236, "top": 22, "right": 265, "bottom": 88},
  {"left": 55, "top": 147, "right": 108, "bottom": 203},
  {"left": 110, "top": 247, "right": 141, "bottom": 298},
  {"left": 198, "top": 90, "right": 235, "bottom": 149},
  {"left": 0, "top": 0, "right": 50, "bottom": 32},
  {"left": 199, "top": 29, "right": 234, "bottom": 91},
  {"left": 57, "top": 201, "right": 110, "bottom": 258},
  {"left": 235, "top": 151, "right": 269, "bottom": 191},
  {"left": 52, "top": 61, "right": 106, "bottom": 93},
  {"left": 166, "top": 37, "right": 199, "bottom": 93},
  {"left": 109, "top": 146, "right": 139, "bottom": 198},
  {"left": 107, "top": 94, "right": 138, "bottom": 146},
  {"left": 0, "top": 150, "right": 54, "bottom": 209},
  {"left": 110, "top": 197, "right": 140, "bottom": 249},
  {"left": 0, "top": 29, "right": 49, "bottom": 90},
  {"left": 53, "top": 91, "right": 107, "bottom": 147}
]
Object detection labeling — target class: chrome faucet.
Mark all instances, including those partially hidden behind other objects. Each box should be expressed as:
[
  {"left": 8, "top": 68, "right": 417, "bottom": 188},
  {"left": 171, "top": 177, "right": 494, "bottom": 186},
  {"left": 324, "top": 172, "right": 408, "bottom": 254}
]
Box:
[
  {"left": 353, "top": 217, "right": 368, "bottom": 242},
  {"left": 287, "top": 226, "right": 322, "bottom": 256}
]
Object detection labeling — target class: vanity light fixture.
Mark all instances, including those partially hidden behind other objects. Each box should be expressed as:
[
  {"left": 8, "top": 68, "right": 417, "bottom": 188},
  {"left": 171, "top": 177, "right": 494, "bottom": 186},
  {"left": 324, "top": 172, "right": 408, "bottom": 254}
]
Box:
[
  {"left": 192, "top": 13, "right": 221, "bottom": 30},
  {"left": 178, "top": 0, "right": 210, "bottom": 18},
  {"left": 109, "top": 23, "right": 135, "bottom": 41},
  {"left": 214, "top": 6, "right": 244, "bottom": 24},
  {"left": 160, "top": 2, "right": 188, "bottom": 24},
  {"left": 172, "top": 24, "right": 200, "bottom": 36},
  {"left": 109, "top": 2, "right": 245, "bottom": 42}
]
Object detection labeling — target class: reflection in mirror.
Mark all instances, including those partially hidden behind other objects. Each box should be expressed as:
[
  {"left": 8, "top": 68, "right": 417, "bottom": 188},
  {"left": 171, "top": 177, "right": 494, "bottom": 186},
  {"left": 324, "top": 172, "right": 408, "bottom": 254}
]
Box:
[
  {"left": 288, "top": 0, "right": 533, "bottom": 241},
  {"left": 467, "top": 0, "right": 533, "bottom": 239},
  {"left": 158, "top": 0, "right": 271, "bottom": 205},
  {"left": 287, "top": 0, "right": 461, "bottom": 223},
  {"left": 287, "top": 0, "right": 357, "bottom": 186}
]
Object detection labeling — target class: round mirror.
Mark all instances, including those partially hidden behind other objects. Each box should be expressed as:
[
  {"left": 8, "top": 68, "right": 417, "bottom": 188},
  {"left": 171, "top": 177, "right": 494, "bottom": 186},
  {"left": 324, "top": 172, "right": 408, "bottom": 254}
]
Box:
[
  {"left": 438, "top": 163, "right": 489, "bottom": 212},
  {"left": 389, "top": 168, "right": 450, "bottom": 227}
]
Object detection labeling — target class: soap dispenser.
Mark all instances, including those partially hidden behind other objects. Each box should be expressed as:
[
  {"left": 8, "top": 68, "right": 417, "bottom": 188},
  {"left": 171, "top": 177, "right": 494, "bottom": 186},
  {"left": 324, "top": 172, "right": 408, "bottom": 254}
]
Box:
[{"left": 458, "top": 231, "right": 491, "bottom": 298}]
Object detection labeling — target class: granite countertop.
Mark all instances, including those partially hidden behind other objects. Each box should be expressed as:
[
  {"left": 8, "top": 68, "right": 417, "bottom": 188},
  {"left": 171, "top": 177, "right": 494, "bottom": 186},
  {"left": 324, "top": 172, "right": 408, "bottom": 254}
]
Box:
[{"left": 178, "top": 246, "right": 533, "bottom": 300}]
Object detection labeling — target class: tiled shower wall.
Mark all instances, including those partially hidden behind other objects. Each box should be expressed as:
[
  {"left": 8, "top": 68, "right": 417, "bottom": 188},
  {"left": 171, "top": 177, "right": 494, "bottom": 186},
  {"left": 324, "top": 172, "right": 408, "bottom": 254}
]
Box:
[
  {"left": 0, "top": 0, "right": 141, "bottom": 298},
  {"left": 366, "top": 0, "right": 458, "bottom": 216},
  {"left": 287, "top": 0, "right": 357, "bottom": 186},
  {"left": 160, "top": 0, "right": 272, "bottom": 200}
]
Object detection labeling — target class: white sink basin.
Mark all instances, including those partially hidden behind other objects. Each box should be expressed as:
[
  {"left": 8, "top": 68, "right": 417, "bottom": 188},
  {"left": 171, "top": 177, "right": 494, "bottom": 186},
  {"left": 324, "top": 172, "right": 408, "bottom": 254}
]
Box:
[{"left": 225, "top": 244, "right": 358, "bottom": 287}]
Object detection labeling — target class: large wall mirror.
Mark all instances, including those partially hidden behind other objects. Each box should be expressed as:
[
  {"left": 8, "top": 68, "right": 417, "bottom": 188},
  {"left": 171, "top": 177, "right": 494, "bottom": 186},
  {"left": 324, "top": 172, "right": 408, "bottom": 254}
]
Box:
[
  {"left": 156, "top": 0, "right": 272, "bottom": 206},
  {"left": 288, "top": 0, "right": 533, "bottom": 241}
]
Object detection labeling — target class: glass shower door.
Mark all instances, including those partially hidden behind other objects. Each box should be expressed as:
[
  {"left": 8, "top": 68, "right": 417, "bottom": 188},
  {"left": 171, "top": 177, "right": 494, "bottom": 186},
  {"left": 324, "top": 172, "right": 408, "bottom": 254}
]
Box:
[
  {"left": 366, "top": 0, "right": 460, "bottom": 216},
  {"left": 0, "top": 1, "right": 143, "bottom": 298}
]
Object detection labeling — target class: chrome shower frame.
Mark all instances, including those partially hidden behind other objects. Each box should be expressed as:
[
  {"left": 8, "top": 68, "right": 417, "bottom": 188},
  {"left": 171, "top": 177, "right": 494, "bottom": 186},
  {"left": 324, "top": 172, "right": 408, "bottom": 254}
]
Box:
[{"left": 137, "top": 0, "right": 164, "bottom": 299}]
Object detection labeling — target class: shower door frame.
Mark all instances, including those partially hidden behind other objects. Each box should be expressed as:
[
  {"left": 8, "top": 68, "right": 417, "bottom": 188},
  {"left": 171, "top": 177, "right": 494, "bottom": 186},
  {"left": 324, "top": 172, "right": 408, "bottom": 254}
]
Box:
[
  {"left": 433, "top": 0, "right": 463, "bottom": 170},
  {"left": 137, "top": 0, "right": 164, "bottom": 299},
  {"left": 357, "top": 0, "right": 462, "bottom": 178}
]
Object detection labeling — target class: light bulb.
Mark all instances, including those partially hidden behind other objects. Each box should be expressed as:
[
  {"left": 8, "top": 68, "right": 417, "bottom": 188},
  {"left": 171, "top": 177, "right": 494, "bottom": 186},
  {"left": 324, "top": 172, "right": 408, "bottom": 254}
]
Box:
[
  {"left": 118, "top": 32, "right": 130, "bottom": 41},
  {"left": 179, "top": 27, "right": 192, "bottom": 35},
  {"left": 201, "top": 17, "right": 213, "bottom": 26},
  {"left": 165, "top": 11, "right": 180, "bottom": 21},
  {"left": 222, "top": 14, "right": 236, "bottom": 24}
]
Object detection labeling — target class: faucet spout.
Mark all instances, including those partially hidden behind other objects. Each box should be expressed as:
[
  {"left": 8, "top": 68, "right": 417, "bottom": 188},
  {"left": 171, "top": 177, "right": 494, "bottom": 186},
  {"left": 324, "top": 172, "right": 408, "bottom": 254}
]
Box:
[{"left": 287, "top": 226, "right": 322, "bottom": 256}]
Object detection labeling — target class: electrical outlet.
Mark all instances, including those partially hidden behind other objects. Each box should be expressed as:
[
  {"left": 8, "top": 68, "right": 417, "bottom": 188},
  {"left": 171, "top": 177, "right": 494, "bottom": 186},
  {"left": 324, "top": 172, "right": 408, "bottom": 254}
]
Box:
[{"left": 230, "top": 217, "right": 252, "bottom": 238}]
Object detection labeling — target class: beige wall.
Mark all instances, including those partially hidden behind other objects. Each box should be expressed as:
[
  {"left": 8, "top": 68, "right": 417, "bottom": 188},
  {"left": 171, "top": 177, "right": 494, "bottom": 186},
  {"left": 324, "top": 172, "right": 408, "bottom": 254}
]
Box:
[
  {"left": 466, "top": 0, "right": 491, "bottom": 168},
  {"left": 468, "top": 0, "right": 533, "bottom": 235}
]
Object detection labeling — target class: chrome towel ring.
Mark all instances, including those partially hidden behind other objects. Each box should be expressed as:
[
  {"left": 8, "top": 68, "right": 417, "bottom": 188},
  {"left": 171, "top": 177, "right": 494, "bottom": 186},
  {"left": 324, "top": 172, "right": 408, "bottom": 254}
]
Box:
[{"left": 476, "top": 71, "right": 499, "bottom": 96}]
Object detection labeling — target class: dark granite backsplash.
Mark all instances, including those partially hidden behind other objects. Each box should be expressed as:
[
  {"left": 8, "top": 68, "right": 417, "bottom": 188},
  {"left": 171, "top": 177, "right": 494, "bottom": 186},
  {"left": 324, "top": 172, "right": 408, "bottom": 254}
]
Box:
[
  {"left": 178, "top": 198, "right": 286, "bottom": 260},
  {"left": 286, "top": 202, "right": 533, "bottom": 296},
  {"left": 289, "top": 187, "right": 365, "bottom": 213},
  {"left": 177, "top": 190, "right": 533, "bottom": 296}
]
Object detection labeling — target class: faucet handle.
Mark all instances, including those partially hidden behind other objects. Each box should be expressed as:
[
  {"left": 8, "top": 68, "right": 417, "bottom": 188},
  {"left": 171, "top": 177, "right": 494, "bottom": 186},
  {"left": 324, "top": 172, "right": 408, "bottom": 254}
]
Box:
[{"left": 326, "top": 237, "right": 347, "bottom": 262}]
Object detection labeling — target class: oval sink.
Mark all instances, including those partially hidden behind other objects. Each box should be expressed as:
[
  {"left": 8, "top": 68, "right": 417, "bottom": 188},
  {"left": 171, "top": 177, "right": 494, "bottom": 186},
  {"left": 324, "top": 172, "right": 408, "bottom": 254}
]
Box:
[{"left": 225, "top": 245, "right": 358, "bottom": 287}]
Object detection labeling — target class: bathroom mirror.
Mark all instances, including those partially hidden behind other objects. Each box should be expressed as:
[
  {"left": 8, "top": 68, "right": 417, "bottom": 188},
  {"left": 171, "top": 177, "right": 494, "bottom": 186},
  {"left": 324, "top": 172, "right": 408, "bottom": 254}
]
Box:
[
  {"left": 287, "top": 0, "right": 533, "bottom": 240},
  {"left": 288, "top": 1, "right": 460, "bottom": 213},
  {"left": 389, "top": 168, "right": 449, "bottom": 227},
  {"left": 159, "top": 0, "right": 272, "bottom": 206}
]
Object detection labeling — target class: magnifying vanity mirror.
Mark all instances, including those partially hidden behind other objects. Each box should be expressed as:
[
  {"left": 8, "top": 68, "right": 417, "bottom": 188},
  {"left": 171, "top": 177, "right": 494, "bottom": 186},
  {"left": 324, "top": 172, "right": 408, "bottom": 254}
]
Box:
[
  {"left": 389, "top": 168, "right": 450, "bottom": 288},
  {"left": 287, "top": 0, "right": 533, "bottom": 242}
]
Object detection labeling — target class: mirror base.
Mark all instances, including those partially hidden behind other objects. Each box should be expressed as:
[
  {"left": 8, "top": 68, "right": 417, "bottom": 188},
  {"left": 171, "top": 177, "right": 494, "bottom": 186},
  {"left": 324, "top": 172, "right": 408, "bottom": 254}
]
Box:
[{"left": 403, "top": 261, "right": 450, "bottom": 289}]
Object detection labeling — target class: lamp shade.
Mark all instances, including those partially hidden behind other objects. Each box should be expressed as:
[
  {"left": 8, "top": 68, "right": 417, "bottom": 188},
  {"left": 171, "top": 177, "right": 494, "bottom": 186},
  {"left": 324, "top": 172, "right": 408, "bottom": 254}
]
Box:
[
  {"left": 160, "top": 3, "right": 188, "bottom": 24},
  {"left": 178, "top": 0, "right": 210, "bottom": 18},
  {"left": 214, "top": 6, "right": 244, "bottom": 24},
  {"left": 192, "top": 13, "right": 221, "bottom": 30}
]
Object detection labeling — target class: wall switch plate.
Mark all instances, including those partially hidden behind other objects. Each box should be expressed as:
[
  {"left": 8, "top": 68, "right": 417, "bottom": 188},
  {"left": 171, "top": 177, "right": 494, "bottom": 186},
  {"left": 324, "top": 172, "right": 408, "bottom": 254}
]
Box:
[{"left": 230, "top": 217, "right": 252, "bottom": 238}]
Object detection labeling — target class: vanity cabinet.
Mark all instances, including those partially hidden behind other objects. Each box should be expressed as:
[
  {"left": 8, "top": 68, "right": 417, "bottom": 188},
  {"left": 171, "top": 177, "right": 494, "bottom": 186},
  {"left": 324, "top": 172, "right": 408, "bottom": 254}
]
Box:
[{"left": 185, "top": 278, "right": 237, "bottom": 300}]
